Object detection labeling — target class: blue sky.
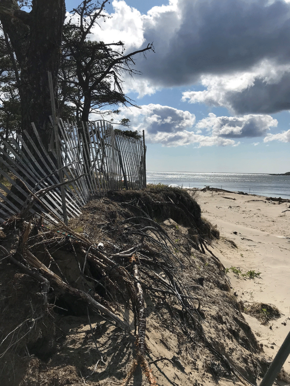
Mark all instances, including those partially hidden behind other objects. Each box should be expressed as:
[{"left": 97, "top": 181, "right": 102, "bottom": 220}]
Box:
[{"left": 66, "top": 0, "right": 290, "bottom": 173}]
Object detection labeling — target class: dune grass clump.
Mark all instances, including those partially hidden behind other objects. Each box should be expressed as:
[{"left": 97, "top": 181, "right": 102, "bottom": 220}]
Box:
[{"left": 243, "top": 302, "right": 280, "bottom": 324}]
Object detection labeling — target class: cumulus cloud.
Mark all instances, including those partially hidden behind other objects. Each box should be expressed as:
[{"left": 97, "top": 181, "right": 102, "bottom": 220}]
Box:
[
  {"left": 264, "top": 129, "right": 290, "bottom": 142},
  {"left": 88, "top": 0, "right": 290, "bottom": 112},
  {"left": 115, "top": 104, "right": 241, "bottom": 147},
  {"left": 182, "top": 61, "right": 290, "bottom": 114},
  {"left": 89, "top": 0, "right": 145, "bottom": 52},
  {"left": 136, "top": 0, "right": 290, "bottom": 88},
  {"left": 122, "top": 76, "right": 159, "bottom": 98},
  {"left": 151, "top": 131, "right": 237, "bottom": 147},
  {"left": 195, "top": 113, "right": 278, "bottom": 138},
  {"left": 118, "top": 103, "right": 195, "bottom": 134}
]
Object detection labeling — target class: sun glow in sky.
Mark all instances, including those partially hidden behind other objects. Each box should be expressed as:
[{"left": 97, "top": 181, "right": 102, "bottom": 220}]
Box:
[{"left": 66, "top": 0, "right": 290, "bottom": 173}]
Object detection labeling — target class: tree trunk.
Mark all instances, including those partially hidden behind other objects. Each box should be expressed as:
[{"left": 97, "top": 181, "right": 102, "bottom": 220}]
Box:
[
  {"left": 81, "top": 92, "right": 91, "bottom": 123},
  {"left": 0, "top": 0, "right": 66, "bottom": 154},
  {"left": 0, "top": 1, "right": 65, "bottom": 207},
  {"left": 23, "top": 0, "right": 65, "bottom": 149}
]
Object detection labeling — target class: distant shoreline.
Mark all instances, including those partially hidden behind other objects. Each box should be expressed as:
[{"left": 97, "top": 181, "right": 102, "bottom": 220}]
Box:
[
  {"left": 187, "top": 186, "right": 290, "bottom": 203},
  {"left": 147, "top": 171, "right": 290, "bottom": 199},
  {"left": 269, "top": 171, "right": 290, "bottom": 175}
]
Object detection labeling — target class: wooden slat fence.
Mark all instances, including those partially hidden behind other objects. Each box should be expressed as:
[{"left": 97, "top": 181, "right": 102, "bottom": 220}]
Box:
[{"left": 0, "top": 119, "right": 146, "bottom": 224}]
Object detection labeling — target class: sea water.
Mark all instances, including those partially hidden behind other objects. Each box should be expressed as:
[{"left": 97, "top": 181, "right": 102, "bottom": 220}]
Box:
[{"left": 147, "top": 171, "right": 290, "bottom": 199}]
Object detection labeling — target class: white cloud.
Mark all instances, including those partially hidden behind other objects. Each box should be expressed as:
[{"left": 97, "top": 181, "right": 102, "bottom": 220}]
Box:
[
  {"left": 122, "top": 76, "right": 160, "bottom": 98},
  {"left": 115, "top": 104, "right": 241, "bottom": 147},
  {"left": 89, "top": 0, "right": 145, "bottom": 52},
  {"left": 118, "top": 103, "right": 196, "bottom": 134},
  {"left": 264, "top": 129, "right": 290, "bottom": 142},
  {"left": 114, "top": 105, "right": 277, "bottom": 147},
  {"left": 196, "top": 113, "right": 278, "bottom": 138},
  {"left": 69, "top": 0, "right": 290, "bottom": 108},
  {"left": 152, "top": 131, "right": 237, "bottom": 147},
  {"left": 133, "top": 0, "right": 290, "bottom": 90},
  {"left": 182, "top": 61, "right": 290, "bottom": 114}
]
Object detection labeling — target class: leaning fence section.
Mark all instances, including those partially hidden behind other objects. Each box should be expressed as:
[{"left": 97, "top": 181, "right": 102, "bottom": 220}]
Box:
[{"left": 0, "top": 120, "right": 146, "bottom": 224}]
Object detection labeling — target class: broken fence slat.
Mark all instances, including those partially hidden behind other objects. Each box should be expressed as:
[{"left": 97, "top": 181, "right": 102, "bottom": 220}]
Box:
[
  {"left": 81, "top": 123, "right": 95, "bottom": 194},
  {"left": 32, "top": 122, "right": 84, "bottom": 208},
  {"left": 2, "top": 119, "right": 146, "bottom": 224},
  {"left": 0, "top": 191, "right": 20, "bottom": 213},
  {"left": 0, "top": 158, "right": 69, "bottom": 220},
  {"left": 88, "top": 122, "right": 102, "bottom": 195},
  {"left": 0, "top": 208, "right": 14, "bottom": 220},
  {"left": 0, "top": 175, "right": 37, "bottom": 219},
  {"left": 0, "top": 166, "right": 64, "bottom": 221},
  {"left": 60, "top": 120, "right": 89, "bottom": 203},
  {"left": 58, "top": 120, "right": 87, "bottom": 206}
]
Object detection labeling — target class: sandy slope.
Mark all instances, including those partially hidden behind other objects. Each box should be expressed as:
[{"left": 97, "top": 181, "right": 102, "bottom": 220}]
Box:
[
  {"left": 191, "top": 189, "right": 290, "bottom": 377},
  {"left": 1, "top": 186, "right": 289, "bottom": 386}
]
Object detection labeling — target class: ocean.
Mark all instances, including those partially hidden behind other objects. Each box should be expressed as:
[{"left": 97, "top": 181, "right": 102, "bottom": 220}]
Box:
[{"left": 147, "top": 171, "right": 290, "bottom": 199}]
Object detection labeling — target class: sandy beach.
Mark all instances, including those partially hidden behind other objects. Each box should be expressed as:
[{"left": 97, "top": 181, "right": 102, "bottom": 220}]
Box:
[{"left": 192, "top": 188, "right": 290, "bottom": 376}]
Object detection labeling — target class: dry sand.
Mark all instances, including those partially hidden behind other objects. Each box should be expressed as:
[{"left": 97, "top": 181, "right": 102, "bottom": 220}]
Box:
[{"left": 191, "top": 188, "right": 290, "bottom": 376}]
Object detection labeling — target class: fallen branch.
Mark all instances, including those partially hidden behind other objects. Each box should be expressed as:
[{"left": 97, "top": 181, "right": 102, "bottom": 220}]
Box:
[{"left": 122, "top": 253, "right": 158, "bottom": 385}]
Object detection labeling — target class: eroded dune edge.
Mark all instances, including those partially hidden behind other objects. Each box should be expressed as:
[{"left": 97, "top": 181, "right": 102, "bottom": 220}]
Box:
[{"left": 0, "top": 186, "right": 289, "bottom": 385}]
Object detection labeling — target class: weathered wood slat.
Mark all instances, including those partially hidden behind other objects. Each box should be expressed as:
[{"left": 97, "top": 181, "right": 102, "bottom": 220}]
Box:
[
  {"left": 11, "top": 136, "right": 74, "bottom": 218},
  {"left": 0, "top": 191, "right": 20, "bottom": 214},
  {"left": 61, "top": 124, "right": 89, "bottom": 203},
  {"left": 88, "top": 122, "right": 102, "bottom": 194},
  {"left": 62, "top": 120, "right": 90, "bottom": 201},
  {"left": 0, "top": 170, "right": 37, "bottom": 214},
  {"left": 0, "top": 203, "right": 15, "bottom": 216},
  {"left": 118, "top": 134, "right": 134, "bottom": 188},
  {"left": 32, "top": 121, "right": 83, "bottom": 209},
  {"left": 0, "top": 157, "right": 75, "bottom": 220},
  {"left": 94, "top": 124, "right": 106, "bottom": 193},
  {"left": 0, "top": 165, "right": 63, "bottom": 220},
  {"left": 81, "top": 123, "right": 95, "bottom": 194},
  {"left": 58, "top": 120, "right": 87, "bottom": 205},
  {"left": 115, "top": 135, "right": 128, "bottom": 187},
  {"left": 0, "top": 208, "right": 14, "bottom": 220},
  {"left": 79, "top": 131, "right": 93, "bottom": 196},
  {"left": 23, "top": 130, "right": 80, "bottom": 216},
  {"left": 1, "top": 119, "right": 146, "bottom": 225},
  {"left": 100, "top": 121, "right": 112, "bottom": 191},
  {"left": 86, "top": 121, "right": 100, "bottom": 194},
  {"left": 96, "top": 122, "right": 109, "bottom": 193},
  {"left": 2, "top": 150, "right": 81, "bottom": 219},
  {"left": 119, "top": 135, "right": 131, "bottom": 187}
]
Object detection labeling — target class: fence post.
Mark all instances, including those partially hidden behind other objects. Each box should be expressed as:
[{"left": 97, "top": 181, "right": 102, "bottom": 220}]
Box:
[
  {"left": 48, "top": 71, "right": 68, "bottom": 225},
  {"left": 260, "top": 331, "right": 290, "bottom": 386},
  {"left": 142, "top": 130, "right": 146, "bottom": 188}
]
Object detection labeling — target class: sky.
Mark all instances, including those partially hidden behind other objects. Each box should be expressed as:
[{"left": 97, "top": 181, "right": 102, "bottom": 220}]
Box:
[{"left": 66, "top": 0, "right": 290, "bottom": 173}]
